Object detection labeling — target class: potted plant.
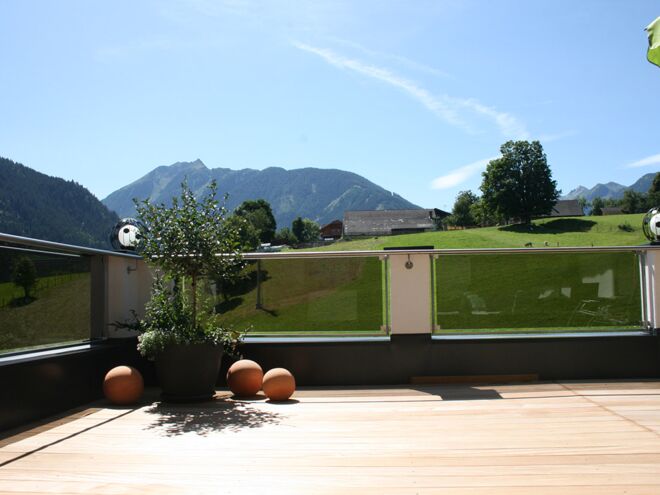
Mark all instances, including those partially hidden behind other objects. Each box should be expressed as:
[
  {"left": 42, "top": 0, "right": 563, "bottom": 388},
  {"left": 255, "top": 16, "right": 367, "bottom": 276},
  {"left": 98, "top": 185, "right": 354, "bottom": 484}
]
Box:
[{"left": 132, "top": 180, "right": 246, "bottom": 401}]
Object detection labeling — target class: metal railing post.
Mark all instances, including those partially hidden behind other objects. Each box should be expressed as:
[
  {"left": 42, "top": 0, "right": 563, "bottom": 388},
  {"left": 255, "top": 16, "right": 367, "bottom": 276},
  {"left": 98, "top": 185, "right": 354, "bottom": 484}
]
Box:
[
  {"left": 640, "top": 249, "right": 659, "bottom": 334},
  {"left": 388, "top": 253, "right": 433, "bottom": 335},
  {"left": 90, "top": 255, "right": 106, "bottom": 340}
]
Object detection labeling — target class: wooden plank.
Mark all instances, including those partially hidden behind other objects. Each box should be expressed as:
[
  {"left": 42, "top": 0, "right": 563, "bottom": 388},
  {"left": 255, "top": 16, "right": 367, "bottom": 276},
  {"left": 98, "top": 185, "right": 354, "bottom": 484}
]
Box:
[
  {"left": 0, "top": 381, "right": 658, "bottom": 494},
  {"left": 411, "top": 374, "right": 539, "bottom": 385}
]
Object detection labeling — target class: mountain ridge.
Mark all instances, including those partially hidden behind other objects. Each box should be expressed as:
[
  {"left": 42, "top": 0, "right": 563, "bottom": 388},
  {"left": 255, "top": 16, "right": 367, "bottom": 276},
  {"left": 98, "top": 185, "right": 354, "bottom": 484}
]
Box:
[
  {"left": 102, "top": 160, "right": 420, "bottom": 228},
  {"left": 562, "top": 172, "right": 658, "bottom": 201}
]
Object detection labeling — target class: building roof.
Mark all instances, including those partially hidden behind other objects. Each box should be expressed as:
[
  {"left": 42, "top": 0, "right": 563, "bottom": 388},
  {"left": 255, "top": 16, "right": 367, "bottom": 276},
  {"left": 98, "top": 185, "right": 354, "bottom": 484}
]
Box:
[
  {"left": 320, "top": 219, "right": 343, "bottom": 238},
  {"left": 601, "top": 207, "right": 624, "bottom": 215},
  {"left": 321, "top": 220, "right": 343, "bottom": 229},
  {"left": 547, "top": 199, "right": 584, "bottom": 217},
  {"left": 343, "top": 209, "right": 440, "bottom": 236}
]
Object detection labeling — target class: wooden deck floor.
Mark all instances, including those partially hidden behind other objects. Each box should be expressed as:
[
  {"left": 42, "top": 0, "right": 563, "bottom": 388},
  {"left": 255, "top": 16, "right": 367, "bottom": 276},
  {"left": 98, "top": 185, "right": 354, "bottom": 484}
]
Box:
[{"left": 1, "top": 381, "right": 660, "bottom": 494}]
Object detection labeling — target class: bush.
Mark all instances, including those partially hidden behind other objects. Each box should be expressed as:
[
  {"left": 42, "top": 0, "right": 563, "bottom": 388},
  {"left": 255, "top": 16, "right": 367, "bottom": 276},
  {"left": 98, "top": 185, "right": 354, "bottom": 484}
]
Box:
[
  {"left": 618, "top": 222, "right": 634, "bottom": 232},
  {"left": 128, "top": 180, "right": 248, "bottom": 359}
]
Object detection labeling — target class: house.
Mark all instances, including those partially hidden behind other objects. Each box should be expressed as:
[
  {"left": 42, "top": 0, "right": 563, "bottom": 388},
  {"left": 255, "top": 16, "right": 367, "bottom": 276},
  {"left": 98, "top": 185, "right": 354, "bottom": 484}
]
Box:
[
  {"left": 602, "top": 207, "right": 624, "bottom": 215},
  {"left": 544, "top": 199, "right": 584, "bottom": 217},
  {"left": 343, "top": 209, "right": 449, "bottom": 237},
  {"left": 320, "top": 220, "right": 343, "bottom": 239}
]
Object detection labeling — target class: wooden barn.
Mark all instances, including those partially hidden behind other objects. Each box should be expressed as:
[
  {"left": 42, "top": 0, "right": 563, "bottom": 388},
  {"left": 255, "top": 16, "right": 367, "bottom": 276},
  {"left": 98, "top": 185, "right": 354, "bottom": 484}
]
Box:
[{"left": 343, "top": 209, "right": 449, "bottom": 237}]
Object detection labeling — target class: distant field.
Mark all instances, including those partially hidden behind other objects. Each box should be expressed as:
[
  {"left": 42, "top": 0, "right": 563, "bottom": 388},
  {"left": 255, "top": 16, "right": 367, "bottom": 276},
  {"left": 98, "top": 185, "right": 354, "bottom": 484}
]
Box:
[
  {"left": 307, "top": 214, "right": 647, "bottom": 251},
  {"left": 434, "top": 252, "right": 641, "bottom": 334},
  {"left": 0, "top": 274, "right": 90, "bottom": 354},
  {"left": 0, "top": 273, "right": 85, "bottom": 308},
  {"left": 219, "top": 257, "right": 385, "bottom": 336}
]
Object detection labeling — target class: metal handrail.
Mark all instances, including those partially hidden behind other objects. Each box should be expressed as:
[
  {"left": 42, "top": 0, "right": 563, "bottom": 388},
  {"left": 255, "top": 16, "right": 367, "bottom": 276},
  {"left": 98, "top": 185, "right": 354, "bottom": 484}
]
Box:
[
  {"left": 243, "top": 244, "right": 659, "bottom": 260},
  {"left": 0, "top": 232, "right": 141, "bottom": 258},
  {"left": 3, "top": 231, "right": 656, "bottom": 260}
]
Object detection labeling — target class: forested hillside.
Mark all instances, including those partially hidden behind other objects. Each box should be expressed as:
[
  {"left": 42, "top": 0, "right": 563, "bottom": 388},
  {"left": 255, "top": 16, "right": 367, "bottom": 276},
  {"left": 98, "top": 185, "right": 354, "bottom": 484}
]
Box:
[{"left": 0, "top": 157, "right": 119, "bottom": 248}]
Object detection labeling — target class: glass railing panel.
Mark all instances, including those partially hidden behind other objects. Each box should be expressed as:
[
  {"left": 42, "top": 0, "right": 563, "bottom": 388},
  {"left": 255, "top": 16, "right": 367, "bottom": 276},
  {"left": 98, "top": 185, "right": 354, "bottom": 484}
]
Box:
[
  {"left": 434, "top": 252, "right": 642, "bottom": 334},
  {"left": 0, "top": 244, "right": 91, "bottom": 354},
  {"left": 216, "top": 257, "right": 387, "bottom": 335}
]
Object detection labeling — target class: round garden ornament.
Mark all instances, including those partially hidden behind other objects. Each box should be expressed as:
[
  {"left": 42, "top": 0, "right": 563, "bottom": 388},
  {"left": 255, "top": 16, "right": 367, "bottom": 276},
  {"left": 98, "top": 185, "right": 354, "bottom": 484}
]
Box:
[
  {"left": 642, "top": 207, "right": 660, "bottom": 244},
  {"left": 226, "top": 359, "right": 263, "bottom": 397},
  {"left": 103, "top": 366, "right": 144, "bottom": 405},
  {"left": 110, "top": 218, "right": 143, "bottom": 251},
  {"left": 262, "top": 368, "right": 296, "bottom": 401}
]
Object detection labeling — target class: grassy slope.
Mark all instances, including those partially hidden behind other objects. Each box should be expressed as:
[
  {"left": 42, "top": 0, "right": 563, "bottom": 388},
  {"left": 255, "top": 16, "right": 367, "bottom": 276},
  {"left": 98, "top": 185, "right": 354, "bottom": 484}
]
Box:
[
  {"left": 310, "top": 214, "right": 646, "bottom": 251},
  {"left": 0, "top": 275, "right": 90, "bottom": 353},
  {"left": 220, "top": 258, "right": 385, "bottom": 335}
]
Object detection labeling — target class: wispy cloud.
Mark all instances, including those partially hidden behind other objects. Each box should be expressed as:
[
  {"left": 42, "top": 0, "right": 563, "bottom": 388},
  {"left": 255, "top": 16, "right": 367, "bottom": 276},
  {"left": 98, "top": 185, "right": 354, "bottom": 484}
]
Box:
[
  {"left": 625, "top": 153, "right": 660, "bottom": 168},
  {"left": 536, "top": 130, "right": 578, "bottom": 143},
  {"left": 430, "top": 157, "right": 497, "bottom": 190},
  {"left": 327, "top": 37, "right": 452, "bottom": 79},
  {"left": 292, "top": 42, "right": 529, "bottom": 139},
  {"left": 292, "top": 41, "right": 466, "bottom": 129}
]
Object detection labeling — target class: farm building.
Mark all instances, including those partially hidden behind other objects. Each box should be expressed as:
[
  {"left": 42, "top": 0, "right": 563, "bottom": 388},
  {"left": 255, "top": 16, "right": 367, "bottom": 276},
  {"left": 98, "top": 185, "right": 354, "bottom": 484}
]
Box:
[
  {"left": 343, "top": 209, "right": 449, "bottom": 237},
  {"left": 602, "top": 207, "right": 624, "bottom": 215},
  {"left": 545, "top": 199, "right": 584, "bottom": 217},
  {"left": 320, "top": 220, "right": 343, "bottom": 239}
]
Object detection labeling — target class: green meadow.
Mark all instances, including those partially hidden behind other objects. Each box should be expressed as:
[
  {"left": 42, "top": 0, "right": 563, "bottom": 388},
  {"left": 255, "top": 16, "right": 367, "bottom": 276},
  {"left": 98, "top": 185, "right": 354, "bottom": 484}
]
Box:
[
  {"left": 434, "top": 252, "right": 641, "bottom": 334},
  {"left": 310, "top": 214, "right": 647, "bottom": 251}
]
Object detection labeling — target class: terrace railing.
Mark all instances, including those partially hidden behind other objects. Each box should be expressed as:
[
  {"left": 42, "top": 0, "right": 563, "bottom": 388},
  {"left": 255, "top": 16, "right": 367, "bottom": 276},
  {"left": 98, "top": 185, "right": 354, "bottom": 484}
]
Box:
[
  {"left": 1, "top": 231, "right": 659, "bottom": 357},
  {"left": 432, "top": 247, "right": 649, "bottom": 336},
  {"left": 0, "top": 233, "right": 148, "bottom": 356},
  {"left": 233, "top": 245, "right": 658, "bottom": 337}
]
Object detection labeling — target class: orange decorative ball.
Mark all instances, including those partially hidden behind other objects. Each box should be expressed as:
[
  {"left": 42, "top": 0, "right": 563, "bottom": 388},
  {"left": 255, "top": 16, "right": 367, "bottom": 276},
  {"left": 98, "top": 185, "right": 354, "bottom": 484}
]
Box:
[
  {"left": 262, "top": 368, "right": 296, "bottom": 401},
  {"left": 103, "top": 366, "right": 144, "bottom": 405},
  {"left": 226, "top": 359, "right": 263, "bottom": 397}
]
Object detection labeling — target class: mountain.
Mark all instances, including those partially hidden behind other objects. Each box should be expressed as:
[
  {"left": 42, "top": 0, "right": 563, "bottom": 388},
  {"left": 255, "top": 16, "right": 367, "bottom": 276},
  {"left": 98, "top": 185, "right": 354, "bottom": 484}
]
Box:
[
  {"left": 102, "top": 160, "right": 420, "bottom": 228},
  {"left": 628, "top": 173, "right": 657, "bottom": 193},
  {"left": 562, "top": 172, "right": 658, "bottom": 201},
  {"left": 0, "top": 157, "right": 119, "bottom": 249}
]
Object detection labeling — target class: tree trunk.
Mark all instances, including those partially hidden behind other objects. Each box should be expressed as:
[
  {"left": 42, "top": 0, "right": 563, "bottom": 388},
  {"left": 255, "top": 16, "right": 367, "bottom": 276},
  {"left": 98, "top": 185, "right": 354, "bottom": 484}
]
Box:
[{"left": 191, "top": 274, "right": 197, "bottom": 328}]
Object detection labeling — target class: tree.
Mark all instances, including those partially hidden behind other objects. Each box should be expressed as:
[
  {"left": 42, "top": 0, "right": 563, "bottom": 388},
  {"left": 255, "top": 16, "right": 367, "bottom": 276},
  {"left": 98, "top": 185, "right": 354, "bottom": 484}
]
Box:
[
  {"left": 591, "top": 197, "right": 604, "bottom": 216},
  {"left": 12, "top": 256, "right": 37, "bottom": 301},
  {"left": 650, "top": 172, "right": 660, "bottom": 194},
  {"left": 301, "top": 219, "right": 321, "bottom": 242},
  {"left": 226, "top": 215, "right": 260, "bottom": 251},
  {"left": 291, "top": 217, "right": 305, "bottom": 243},
  {"left": 620, "top": 190, "right": 646, "bottom": 214},
  {"left": 648, "top": 173, "right": 660, "bottom": 208},
  {"left": 273, "top": 227, "right": 298, "bottom": 246},
  {"left": 577, "top": 196, "right": 589, "bottom": 213},
  {"left": 134, "top": 181, "right": 245, "bottom": 326},
  {"left": 480, "top": 140, "right": 559, "bottom": 224},
  {"left": 291, "top": 217, "right": 320, "bottom": 243},
  {"left": 451, "top": 191, "right": 478, "bottom": 227},
  {"left": 470, "top": 198, "right": 497, "bottom": 227},
  {"left": 234, "top": 199, "right": 276, "bottom": 244}
]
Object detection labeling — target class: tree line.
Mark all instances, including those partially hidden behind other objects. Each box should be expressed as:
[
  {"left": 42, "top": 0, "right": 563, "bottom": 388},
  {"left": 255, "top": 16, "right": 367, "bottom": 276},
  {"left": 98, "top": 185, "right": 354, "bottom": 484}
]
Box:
[
  {"left": 229, "top": 199, "right": 321, "bottom": 250},
  {"left": 444, "top": 140, "right": 660, "bottom": 229},
  {"left": 580, "top": 174, "right": 660, "bottom": 215}
]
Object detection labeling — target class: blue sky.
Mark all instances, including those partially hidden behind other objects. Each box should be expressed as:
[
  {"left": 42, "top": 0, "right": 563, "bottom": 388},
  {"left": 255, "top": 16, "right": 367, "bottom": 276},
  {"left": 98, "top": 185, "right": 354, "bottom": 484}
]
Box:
[{"left": 1, "top": 0, "right": 658, "bottom": 211}]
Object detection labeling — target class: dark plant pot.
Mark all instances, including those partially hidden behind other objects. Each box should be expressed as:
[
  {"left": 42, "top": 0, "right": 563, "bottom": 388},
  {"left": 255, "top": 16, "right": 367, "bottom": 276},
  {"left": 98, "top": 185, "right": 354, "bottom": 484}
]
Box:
[{"left": 155, "top": 343, "right": 223, "bottom": 402}]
